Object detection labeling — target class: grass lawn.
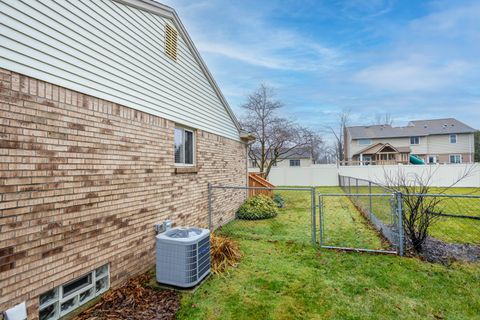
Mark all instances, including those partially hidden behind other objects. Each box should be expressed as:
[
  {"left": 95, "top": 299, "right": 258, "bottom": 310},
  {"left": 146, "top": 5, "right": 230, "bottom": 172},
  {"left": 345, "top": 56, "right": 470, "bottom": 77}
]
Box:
[
  {"left": 177, "top": 187, "right": 480, "bottom": 320},
  {"left": 338, "top": 186, "right": 480, "bottom": 245},
  {"left": 427, "top": 187, "right": 480, "bottom": 245}
]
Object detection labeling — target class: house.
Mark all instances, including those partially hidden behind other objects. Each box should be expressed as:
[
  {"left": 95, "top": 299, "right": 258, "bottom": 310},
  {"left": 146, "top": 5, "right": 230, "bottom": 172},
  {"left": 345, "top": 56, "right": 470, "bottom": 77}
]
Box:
[
  {"left": 248, "top": 147, "right": 314, "bottom": 169},
  {"left": 0, "top": 1, "right": 250, "bottom": 319},
  {"left": 344, "top": 118, "right": 476, "bottom": 165}
]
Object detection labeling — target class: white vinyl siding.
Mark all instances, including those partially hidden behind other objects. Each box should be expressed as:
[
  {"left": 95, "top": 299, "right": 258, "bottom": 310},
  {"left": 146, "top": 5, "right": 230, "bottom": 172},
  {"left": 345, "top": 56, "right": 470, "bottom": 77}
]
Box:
[
  {"left": 358, "top": 139, "right": 372, "bottom": 146},
  {"left": 0, "top": 0, "right": 240, "bottom": 140},
  {"left": 347, "top": 134, "right": 473, "bottom": 159}
]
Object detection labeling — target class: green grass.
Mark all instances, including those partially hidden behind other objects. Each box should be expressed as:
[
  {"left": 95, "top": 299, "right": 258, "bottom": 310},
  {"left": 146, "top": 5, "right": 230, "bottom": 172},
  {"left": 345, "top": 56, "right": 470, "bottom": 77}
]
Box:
[
  {"left": 338, "top": 186, "right": 480, "bottom": 245},
  {"left": 177, "top": 187, "right": 480, "bottom": 320}
]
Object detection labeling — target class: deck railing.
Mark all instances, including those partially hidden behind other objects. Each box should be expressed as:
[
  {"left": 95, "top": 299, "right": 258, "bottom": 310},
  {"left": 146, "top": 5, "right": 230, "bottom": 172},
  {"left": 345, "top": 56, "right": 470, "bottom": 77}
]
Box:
[{"left": 248, "top": 172, "right": 275, "bottom": 198}]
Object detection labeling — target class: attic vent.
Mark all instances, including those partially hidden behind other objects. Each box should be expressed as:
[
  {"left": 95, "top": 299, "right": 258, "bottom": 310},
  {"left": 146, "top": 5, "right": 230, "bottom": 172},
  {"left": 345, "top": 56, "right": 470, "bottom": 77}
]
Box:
[{"left": 165, "top": 24, "right": 178, "bottom": 60}]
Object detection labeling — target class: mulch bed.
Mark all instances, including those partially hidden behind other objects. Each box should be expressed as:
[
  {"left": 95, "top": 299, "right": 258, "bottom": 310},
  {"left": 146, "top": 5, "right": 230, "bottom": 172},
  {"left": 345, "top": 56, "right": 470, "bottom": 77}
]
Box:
[
  {"left": 74, "top": 274, "right": 180, "bottom": 320},
  {"left": 418, "top": 237, "right": 480, "bottom": 264}
]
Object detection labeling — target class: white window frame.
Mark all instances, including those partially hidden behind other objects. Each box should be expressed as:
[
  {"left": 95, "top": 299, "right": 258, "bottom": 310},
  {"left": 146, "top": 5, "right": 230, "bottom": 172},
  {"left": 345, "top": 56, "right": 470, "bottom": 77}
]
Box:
[
  {"left": 38, "top": 264, "right": 110, "bottom": 320},
  {"left": 449, "top": 154, "right": 462, "bottom": 164},
  {"left": 289, "top": 159, "right": 300, "bottom": 167},
  {"left": 449, "top": 134, "right": 457, "bottom": 144},
  {"left": 358, "top": 139, "right": 372, "bottom": 146},
  {"left": 410, "top": 136, "right": 420, "bottom": 145},
  {"left": 427, "top": 155, "right": 437, "bottom": 164},
  {"left": 174, "top": 126, "right": 195, "bottom": 166}
]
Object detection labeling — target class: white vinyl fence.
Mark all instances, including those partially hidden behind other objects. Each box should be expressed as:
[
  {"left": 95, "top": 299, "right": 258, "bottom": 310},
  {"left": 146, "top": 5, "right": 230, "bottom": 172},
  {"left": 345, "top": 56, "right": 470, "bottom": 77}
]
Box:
[{"left": 252, "top": 163, "right": 480, "bottom": 187}]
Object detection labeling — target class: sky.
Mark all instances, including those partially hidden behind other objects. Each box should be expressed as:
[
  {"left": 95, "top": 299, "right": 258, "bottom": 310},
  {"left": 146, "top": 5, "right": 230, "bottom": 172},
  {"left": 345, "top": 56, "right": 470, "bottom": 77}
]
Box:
[{"left": 161, "top": 0, "right": 480, "bottom": 136}]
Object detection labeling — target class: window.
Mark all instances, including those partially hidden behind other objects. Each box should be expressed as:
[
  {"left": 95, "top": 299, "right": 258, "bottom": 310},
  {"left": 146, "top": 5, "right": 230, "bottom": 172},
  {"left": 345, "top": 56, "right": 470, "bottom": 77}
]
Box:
[
  {"left": 250, "top": 159, "right": 257, "bottom": 168},
  {"left": 289, "top": 159, "right": 300, "bottom": 167},
  {"left": 62, "top": 274, "right": 92, "bottom": 297},
  {"left": 363, "top": 155, "right": 372, "bottom": 165},
  {"left": 450, "top": 134, "right": 457, "bottom": 144},
  {"left": 39, "top": 264, "right": 109, "bottom": 320},
  {"left": 165, "top": 24, "right": 178, "bottom": 60},
  {"left": 174, "top": 126, "right": 195, "bottom": 165},
  {"left": 410, "top": 136, "right": 420, "bottom": 145},
  {"left": 358, "top": 139, "right": 372, "bottom": 146},
  {"left": 450, "top": 154, "right": 462, "bottom": 164}
]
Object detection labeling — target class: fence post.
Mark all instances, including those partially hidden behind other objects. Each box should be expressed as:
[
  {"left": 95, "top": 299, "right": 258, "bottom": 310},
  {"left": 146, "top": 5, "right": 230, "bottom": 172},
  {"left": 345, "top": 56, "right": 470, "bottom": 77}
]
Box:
[
  {"left": 355, "top": 178, "right": 359, "bottom": 202},
  {"left": 318, "top": 194, "right": 323, "bottom": 246},
  {"left": 311, "top": 187, "right": 316, "bottom": 245},
  {"left": 368, "top": 181, "right": 373, "bottom": 220},
  {"left": 208, "top": 183, "right": 213, "bottom": 231},
  {"left": 396, "top": 192, "right": 404, "bottom": 256}
]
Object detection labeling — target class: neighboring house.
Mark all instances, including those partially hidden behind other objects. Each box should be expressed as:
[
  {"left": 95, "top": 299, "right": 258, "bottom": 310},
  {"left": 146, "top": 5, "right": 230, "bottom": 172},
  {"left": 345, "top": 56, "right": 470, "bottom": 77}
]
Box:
[
  {"left": 0, "top": 1, "right": 250, "bottom": 319},
  {"left": 248, "top": 147, "right": 314, "bottom": 169},
  {"left": 344, "top": 118, "right": 476, "bottom": 165}
]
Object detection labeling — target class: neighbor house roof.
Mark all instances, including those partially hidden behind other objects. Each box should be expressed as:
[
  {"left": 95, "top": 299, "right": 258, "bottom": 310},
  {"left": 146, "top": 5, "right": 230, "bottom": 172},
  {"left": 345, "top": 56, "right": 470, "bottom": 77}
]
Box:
[
  {"left": 354, "top": 143, "right": 410, "bottom": 156},
  {"left": 347, "top": 118, "right": 476, "bottom": 139}
]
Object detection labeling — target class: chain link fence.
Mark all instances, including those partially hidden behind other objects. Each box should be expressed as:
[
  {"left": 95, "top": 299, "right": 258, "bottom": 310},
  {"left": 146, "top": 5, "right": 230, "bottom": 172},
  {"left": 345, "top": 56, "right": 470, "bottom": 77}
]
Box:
[
  {"left": 337, "top": 175, "right": 403, "bottom": 254},
  {"left": 339, "top": 175, "right": 480, "bottom": 253},
  {"left": 207, "top": 185, "right": 317, "bottom": 246},
  {"left": 405, "top": 193, "right": 480, "bottom": 246}
]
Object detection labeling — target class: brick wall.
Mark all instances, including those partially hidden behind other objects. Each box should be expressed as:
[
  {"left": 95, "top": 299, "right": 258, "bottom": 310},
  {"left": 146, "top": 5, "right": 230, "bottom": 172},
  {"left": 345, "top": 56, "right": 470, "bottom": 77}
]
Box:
[{"left": 0, "top": 69, "right": 247, "bottom": 319}]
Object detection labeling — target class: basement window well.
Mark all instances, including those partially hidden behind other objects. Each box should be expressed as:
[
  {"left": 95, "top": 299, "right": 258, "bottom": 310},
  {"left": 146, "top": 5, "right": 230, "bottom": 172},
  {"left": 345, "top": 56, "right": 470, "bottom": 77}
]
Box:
[{"left": 38, "top": 264, "right": 109, "bottom": 320}]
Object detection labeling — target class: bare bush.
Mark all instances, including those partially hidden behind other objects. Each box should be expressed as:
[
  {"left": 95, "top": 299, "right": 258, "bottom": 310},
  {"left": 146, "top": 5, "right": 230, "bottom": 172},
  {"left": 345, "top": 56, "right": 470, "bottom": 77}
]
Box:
[{"left": 383, "top": 166, "right": 475, "bottom": 252}]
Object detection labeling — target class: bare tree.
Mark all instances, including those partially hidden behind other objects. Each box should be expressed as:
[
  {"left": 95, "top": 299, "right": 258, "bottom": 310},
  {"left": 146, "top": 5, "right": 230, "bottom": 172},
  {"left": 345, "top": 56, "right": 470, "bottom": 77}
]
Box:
[
  {"left": 374, "top": 112, "right": 393, "bottom": 125},
  {"left": 241, "top": 84, "right": 319, "bottom": 178},
  {"left": 383, "top": 166, "right": 475, "bottom": 252},
  {"left": 304, "top": 130, "right": 324, "bottom": 164},
  {"left": 316, "top": 143, "right": 337, "bottom": 164},
  {"left": 327, "top": 109, "right": 350, "bottom": 163}
]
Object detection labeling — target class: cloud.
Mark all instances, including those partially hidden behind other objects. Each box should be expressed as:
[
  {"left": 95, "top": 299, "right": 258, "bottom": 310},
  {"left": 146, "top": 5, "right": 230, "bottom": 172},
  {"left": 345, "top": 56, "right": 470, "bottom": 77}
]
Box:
[
  {"left": 351, "top": 0, "right": 480, "bottom": 93},
  {"left": 197, "top": 38, "right": 343, "bottom": 72},
  {"left": 162, "top": 0, "right": 480, "bottom": 133},
  {"left": 338, "top": 0, "right": 396, "bottom": 21},
  {"left": 163, "top": 0, "right": 343, "bottom": 72},
  {"left": 352, "top": 59, "right": 470, "bottom": 91}
]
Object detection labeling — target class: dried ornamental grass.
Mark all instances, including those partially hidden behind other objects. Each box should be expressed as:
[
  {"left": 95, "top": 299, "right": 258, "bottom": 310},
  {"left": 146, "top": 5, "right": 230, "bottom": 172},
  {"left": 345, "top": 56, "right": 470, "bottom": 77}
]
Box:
[{"left": 210, "top": 234, "right": 242, "bottom": 274}]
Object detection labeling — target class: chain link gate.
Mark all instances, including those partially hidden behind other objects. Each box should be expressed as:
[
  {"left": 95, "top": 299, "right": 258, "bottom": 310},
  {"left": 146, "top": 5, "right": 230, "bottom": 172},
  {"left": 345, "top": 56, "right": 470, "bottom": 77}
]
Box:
[{"left": 318, "top": 192, "right": 404, "bottom": 255}]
